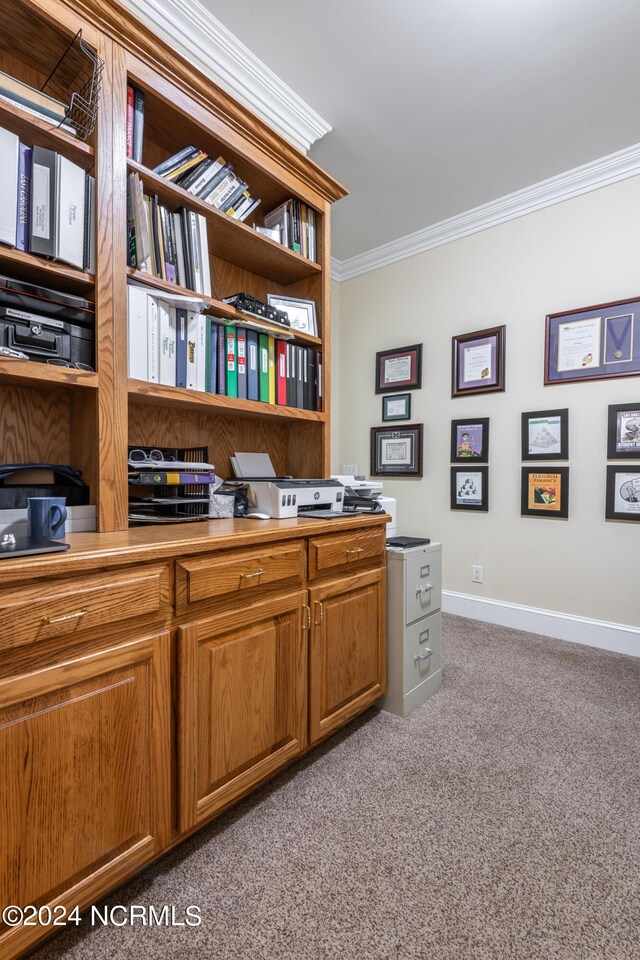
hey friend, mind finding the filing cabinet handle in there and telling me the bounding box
[415,584,433,597]
[45,610,88,624]
[346,547,365,557]
[414,648,433,664]
[240,568,265,583]
[314,601,324,625]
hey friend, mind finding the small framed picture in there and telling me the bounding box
[607,403,640,459]
[450,465,489,511]
[371,424,423,477]
[375,344,422,394]
[450,418,489,463]
[452,326,506,398]
[382,393,411,422]
[521,467,569,519]
[521,409,568,461]
[605,465,640,521]
[266,294,317,336]
[545,297,640,385]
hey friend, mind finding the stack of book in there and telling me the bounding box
[127,283,321,410]
[149,146,260,222]
[0,69,75,134]
[128,445,214,525]
[263,198,317,261]
[0,125,95,271]
[127,171,211,295]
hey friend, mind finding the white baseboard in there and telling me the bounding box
[442,590,640,659]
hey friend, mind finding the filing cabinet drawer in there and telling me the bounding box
[403,612,442,692]
[405,551,442,624]
[176,540,305,611]
[0,563,170,651]
[308,526,385,580]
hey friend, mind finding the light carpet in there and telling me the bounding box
[34,614,640,959]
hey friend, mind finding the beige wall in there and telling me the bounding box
[333,177,640,627]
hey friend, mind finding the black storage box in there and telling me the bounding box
[0,315,94,366]
[0,464,90,509]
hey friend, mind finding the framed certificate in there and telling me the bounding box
[370,424,423,477]
[375,344,422,394]
[545,298,640,384]
[452,326,505,397]
[382,393,411,421]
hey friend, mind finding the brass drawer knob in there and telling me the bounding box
[44,610,88,625]
[240,568,265,582]
[346,547,365,557]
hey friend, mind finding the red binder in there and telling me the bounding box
[276,340,287,405]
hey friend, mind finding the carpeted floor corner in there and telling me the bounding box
[34,614,640,959]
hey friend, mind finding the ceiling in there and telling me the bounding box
[201,0,640,262]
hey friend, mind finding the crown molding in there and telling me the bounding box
[119,0,331,154]
[333,142,640,282]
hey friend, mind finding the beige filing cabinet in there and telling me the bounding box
[382,542,442,717]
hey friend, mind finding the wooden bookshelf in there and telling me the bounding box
[0,0,346,534]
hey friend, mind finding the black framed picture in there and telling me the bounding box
[371,424,423,477]
[521,467,569,519]
[607,403,640,459]
[452,326,505,397]
[521,409,568,461]
[545,297,640,385]
[605,465,640,521]
[375,344,422,394]
[450,418,489,463]
[450,465,489,511]
[382,393,411,422]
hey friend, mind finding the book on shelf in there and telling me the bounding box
[126,85,134,159]
[236,326,247,399]
[132,87,144,164]
[0,69,69,122]
[127,173,211,295]
[263,198,317,261]
[16,142,31,252]
[0,126,19,247]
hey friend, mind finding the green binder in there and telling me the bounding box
[225,325,237,398]
[259,333,269,402]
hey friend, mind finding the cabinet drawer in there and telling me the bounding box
[308,526,385,580]
[0,564,169,652]
[403,612,442,692]
[176,541,305,611]
[405,551,442,624]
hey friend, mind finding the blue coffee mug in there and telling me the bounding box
[26,497,68,540]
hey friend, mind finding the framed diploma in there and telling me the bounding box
[452,326,505,397]
[545,297,640,384]
[450,465,489,511]
[450,418,489,463]
[607,403,640,459]
[370,424,423,477]
[382,393,411,421]
[375,344,422,393]
[521,467,569,519]
[605,465,640,521]
[521,409,568,461]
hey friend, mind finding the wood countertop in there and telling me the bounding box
[0,513,389,580]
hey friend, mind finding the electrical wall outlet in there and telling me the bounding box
[472,565,483,583]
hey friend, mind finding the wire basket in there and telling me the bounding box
[41,30,104,141]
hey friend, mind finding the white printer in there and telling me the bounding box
[231,452,345,519]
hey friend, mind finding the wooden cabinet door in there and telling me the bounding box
[179,590,308,831]
[308,567,386,744]
[0,632,171,959]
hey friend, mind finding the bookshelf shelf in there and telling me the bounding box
[0,357,98,389]
[0,98,95,169]
[127,268,322,346]
[127,160,322,285]
[0,247,95,292]
[128,378,327,423]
